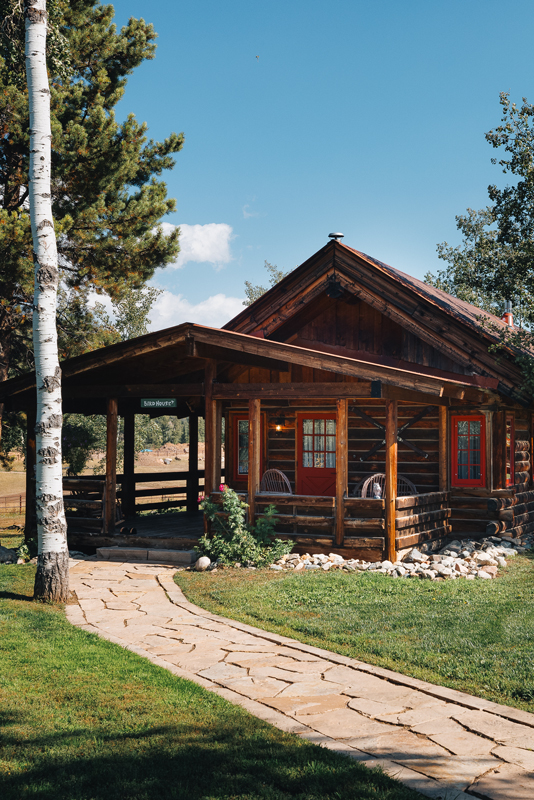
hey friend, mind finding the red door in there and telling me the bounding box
[297,414,336,496]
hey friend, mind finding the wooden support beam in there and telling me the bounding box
[213,383,373,399]
[439,406,448,491]
[248,398,261,525]
[186,413,199,513]
[335,398,348,547]
[63,383,204,399]
[122,413,135,518]
[24,405,36,542]
[214,400,222,490]
[385,399,398,563]
[203,360,217,532]
[104,397,118,534]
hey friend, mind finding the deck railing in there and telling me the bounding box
[210,489,451,559]
[63,468,225,532]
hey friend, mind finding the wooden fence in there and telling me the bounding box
[0,493,26,515]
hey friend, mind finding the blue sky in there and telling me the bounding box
[108,0,534,331]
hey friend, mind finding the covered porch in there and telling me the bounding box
[0,323,498,562]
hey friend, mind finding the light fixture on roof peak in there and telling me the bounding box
[328,232,344,241]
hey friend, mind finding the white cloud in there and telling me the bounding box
[160,222,233,269]
[148,290,244,331]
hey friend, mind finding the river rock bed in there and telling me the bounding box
[265,534,533,579]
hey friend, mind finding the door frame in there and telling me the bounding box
[296,411,337,496]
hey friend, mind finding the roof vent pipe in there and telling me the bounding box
[502,299,513,327]
[328,232,344,241]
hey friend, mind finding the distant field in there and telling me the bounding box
[0,471,26,496]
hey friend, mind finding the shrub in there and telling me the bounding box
[198,487,292,567]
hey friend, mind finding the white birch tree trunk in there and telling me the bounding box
[25,0,69,602]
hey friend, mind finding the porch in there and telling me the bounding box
[3,322,518,562]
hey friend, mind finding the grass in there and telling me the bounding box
[0,524,24,550]
[0,566,422,800]
[0,467,26,494]
[175,554,534,714]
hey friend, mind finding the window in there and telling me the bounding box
[237,419,249,477]
[302,418,336,469]
[505,415,515,487]
[231,414,264,482]
[451,415,486,487]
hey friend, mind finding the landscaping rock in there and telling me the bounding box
[194,556,211,572]
[0,545,17,564]
[231,530,534,584]
[406,548,426,563]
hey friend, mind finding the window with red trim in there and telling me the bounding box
[505,415,515,487]
[451,415,486,487]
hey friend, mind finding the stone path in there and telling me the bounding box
[66,557,534,800]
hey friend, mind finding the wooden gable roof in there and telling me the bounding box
[225,240,529,402]
[1,320,496,417]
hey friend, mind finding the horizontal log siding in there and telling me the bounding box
[395,491,451,549]
[514,413,531,492]
[267,415,296,490]
[348,403,440,494]
[487,485,534,538]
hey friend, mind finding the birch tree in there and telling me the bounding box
[25,0,68,602]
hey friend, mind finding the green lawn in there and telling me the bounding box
[176,554,534,714]
[0,566,421,800]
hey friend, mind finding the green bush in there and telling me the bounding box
[198,487,292,567]
[16,537,38,562]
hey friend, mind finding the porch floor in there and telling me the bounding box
[68,511,204,553]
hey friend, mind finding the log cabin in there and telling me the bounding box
[2,235,533,562]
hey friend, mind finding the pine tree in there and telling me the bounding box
[0,0,183,392]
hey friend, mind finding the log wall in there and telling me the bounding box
[348,402,440,494]
[395,491,451,552]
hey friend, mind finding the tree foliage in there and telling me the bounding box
[243,261,290,306]
[426,92,534,393]
[0,0,183,382]
[427,93,534,327]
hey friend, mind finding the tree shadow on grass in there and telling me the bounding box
[0,590,34,602]
[1,721,422,800]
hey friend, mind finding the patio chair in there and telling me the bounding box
[259,469,293,495]
[354,473,418,499]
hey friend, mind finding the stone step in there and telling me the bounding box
[96,546,197,565]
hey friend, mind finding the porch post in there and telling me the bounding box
[104,397,118,534]
[214,400,222,490]
[186,413,199,513]
[438,406,448,492]
[24,404,37,542]
[385,399,398,563]
[248,398,261,526]
[493,411,505,490]
[203,360,217,532]
[122,413,135,518]
[335,398,348,547]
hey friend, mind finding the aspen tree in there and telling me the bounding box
[25,0,68,601]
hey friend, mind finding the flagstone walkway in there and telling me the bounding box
[66,557,534,800]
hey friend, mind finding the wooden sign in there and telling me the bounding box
[141,398,177,409]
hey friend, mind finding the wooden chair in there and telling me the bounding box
[354,473,418,499]
[259,469,293,495]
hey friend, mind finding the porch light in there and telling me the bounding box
[275,413,286,431]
